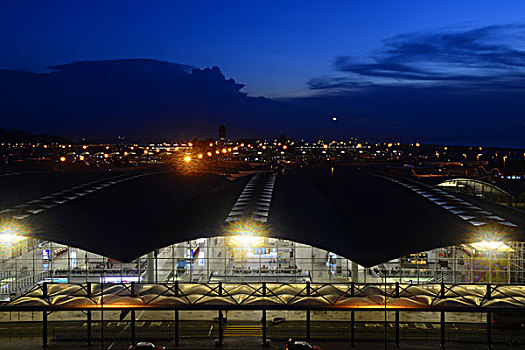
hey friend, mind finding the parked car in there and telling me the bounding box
[286,338,322,350]
[128,342,165,350]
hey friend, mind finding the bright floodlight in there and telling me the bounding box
[0,223,26,245]
[226,220,265,248]
[229,235,264,247]
[184,155,191,162]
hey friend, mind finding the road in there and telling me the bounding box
[1,319,525,349]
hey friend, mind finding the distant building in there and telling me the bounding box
[218,124,226,145]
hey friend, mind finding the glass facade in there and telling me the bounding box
[1,236,525,298]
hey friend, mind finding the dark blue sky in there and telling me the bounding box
[2,0,525,97]
[0,1,525,146]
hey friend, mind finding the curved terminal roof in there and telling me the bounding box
[1,166,523,267]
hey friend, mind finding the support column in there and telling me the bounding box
[42,311,48,348]
[87,310,92,346]
[350,310,355,348]
[131,309,136,345]
[486,312,492,350]
[218,310,224,346]
[395,311,400,348]
[395,282,400,348]
[440,311,445,349]
[154,249,159,283]
[306,281,311,342]
[172,244,175,283]
[146,252,155,283]
[262,282,267,346]
[101,283,104,349]
[262,310,267,346]
[67,246,71,283]
[306,310,311,342]
[42,282,48,348]
[218,281,224,347]
[175,310,179,346]
[175,280,180,346]
[351,261,359,282]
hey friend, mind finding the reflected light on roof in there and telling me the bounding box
[470,241,514,252]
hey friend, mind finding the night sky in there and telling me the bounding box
[1,1,525,146]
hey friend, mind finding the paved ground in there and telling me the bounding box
[2,338,525,350]
[0,309,488,323]
[1,319,525,349]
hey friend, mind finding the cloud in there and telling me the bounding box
[311,24,525,91]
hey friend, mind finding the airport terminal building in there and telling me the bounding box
[1,166,524,294]
[1,165,525,347]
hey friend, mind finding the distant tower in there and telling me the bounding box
[218,124,226,145]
